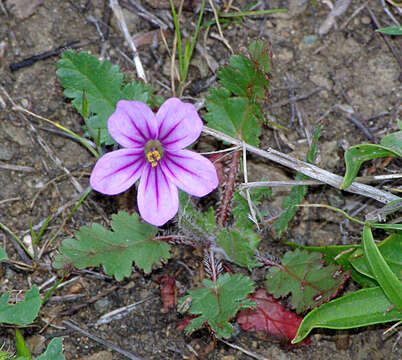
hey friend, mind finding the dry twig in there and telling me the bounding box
[202,126,400,204]
[109,0,147,82]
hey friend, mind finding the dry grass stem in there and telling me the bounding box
[202,126,400,204]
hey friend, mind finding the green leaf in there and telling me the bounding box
[205,89,260,146]
[54,212,170,280]
[220,8,287,18]
[56,51,160,145]
[232,187,272,231]
[362,226,402,310]
[120,81,158,106]
[274,126,322,236]
[35,338,65,360]
[56,50,123,145]
[0,286,41,326]
[180,273,255,338]
[217,39,272,101]
[285,242,377,287]
[273,174,308,237]
[15,328,31,359]
[205,40,274,146]
[0,248,7,261]
[265,249,348,313]
[351,232,402,281]
[376,26,402,35]
[292,286,402,343]
[180,192,218,235]
[217,228,260,269]
[340,144,401,189]
[381,130,402,156]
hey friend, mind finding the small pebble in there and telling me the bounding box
[361,16,371,25]
[93,298,111,313]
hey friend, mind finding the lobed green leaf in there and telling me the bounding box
[56,50,122,144]
[217,228,260,269]
[292,286,402,343]
[54,211,170,280]
[286,242,377,287]
[265,249,348,313]
[204,88,260,146]
[180,273,255,338]
[0,286,41,326]
[56,51,161,145]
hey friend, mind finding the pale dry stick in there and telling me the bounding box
[0,197,20,205]
[62,320,146,360]
[207,0,234,54]
[202,126,400,204]
[42,276,81,293]
[0,161,35,172]
[200,145,241,155]
[241,173,402,189]
[109,0,147,82]
[380,0,400,26]
[219,339,272,360]
[38,275,57,291]
[123,0,168,29]
[242,141,260,229]
[95,296,154,326]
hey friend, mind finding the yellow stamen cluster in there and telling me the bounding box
[146,150,161,167]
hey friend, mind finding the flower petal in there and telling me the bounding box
[108,100,158,148]
[137,165,179,226]
[90,149,145,195]
[161,149,218,197]
[156,98,203,150]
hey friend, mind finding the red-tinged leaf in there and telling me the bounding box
[159,275,177,312]
[236,289,310,346]
[176,316,197,332]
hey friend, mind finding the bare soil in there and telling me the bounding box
[0,0,401,359]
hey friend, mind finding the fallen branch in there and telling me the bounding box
[202,126,400,204]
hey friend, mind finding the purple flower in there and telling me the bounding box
[90,98,219,226]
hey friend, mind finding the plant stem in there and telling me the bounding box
[217,150,241,226]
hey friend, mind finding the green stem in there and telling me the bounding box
[0,221,33,259]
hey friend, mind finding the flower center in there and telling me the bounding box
[144,140,164,168]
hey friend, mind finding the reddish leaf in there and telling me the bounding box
[159,275,177,312]
[176,316,197,332]
[237,289,310,346]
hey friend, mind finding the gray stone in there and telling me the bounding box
[93,298,111,313]
[0,145,14,160]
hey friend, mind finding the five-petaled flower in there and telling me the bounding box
[90,98,219,226]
